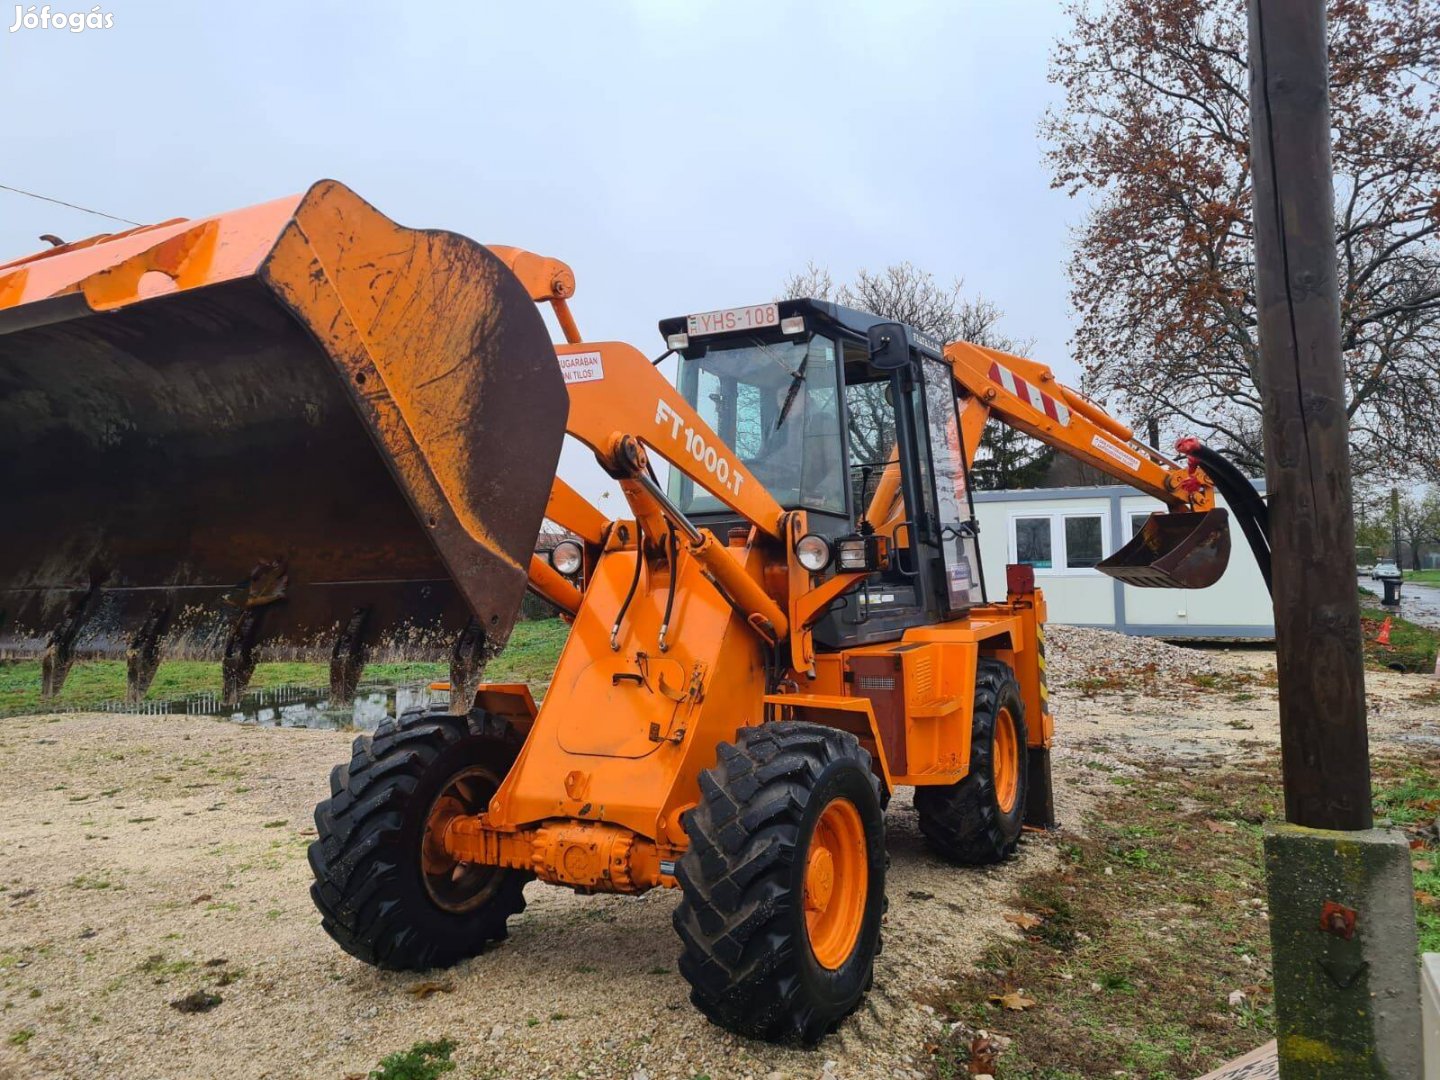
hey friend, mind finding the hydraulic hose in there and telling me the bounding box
[610,520,645,651]
[1177,438,1273,594]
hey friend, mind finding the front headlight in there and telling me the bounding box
[549,539,584,576]
[795,533,832,572]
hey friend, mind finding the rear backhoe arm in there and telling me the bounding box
[946,341,1214,512]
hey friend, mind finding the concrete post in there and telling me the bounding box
[1265,827,1422,1077]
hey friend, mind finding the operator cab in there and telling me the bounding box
[659,299,985,649]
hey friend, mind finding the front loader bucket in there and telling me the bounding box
[1096,508,1231,590]
[0,180,567,706]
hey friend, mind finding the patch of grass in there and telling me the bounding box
[930,762,1282,1079]
[0,619,569,717]
[368,1038,457,1080]
[1070,673,1134,696]
[1402,568,1440,585]
[1372,760,1440,953]
[482,618,570,690]
[138,953,195,978]
[1184,670,1264,693]
[1360,604,1439,673]
[70,874,115,891]
[930,753,1440,1079]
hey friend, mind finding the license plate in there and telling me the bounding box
[686,303,779,337]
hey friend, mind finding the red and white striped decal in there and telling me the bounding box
[988,362,1072,426]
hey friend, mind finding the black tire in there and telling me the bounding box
[308,705,531,970]
[914,658,1028,865]
[674,722,886,1045]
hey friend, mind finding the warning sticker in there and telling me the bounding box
[559,351,605,384]
[1090,433,1140,472]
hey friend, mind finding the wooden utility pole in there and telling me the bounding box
[1247,9,1420,1074]
[1246,0,1371,831]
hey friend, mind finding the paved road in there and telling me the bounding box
[1361,572,1440,630]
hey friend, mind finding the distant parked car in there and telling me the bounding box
[1372,559,1401,580]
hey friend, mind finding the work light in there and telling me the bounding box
[549,540,584,576]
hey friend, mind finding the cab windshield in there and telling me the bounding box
[669,334,846,516]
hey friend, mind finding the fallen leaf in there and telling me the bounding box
[1415,859,1434,873]
[189,893,212,905]
[1227,988,1247,1009]
[1416,891,1437,908]
[1003,911,1044,931]
[988,991,1037,1012]
[1203,820,1237,834]
[1411,838,1427,851]
[968,1033,1000,1074]
[405,980,455,999]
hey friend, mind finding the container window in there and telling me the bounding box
[1014,517,1053,569]
[1065,515,1104,568]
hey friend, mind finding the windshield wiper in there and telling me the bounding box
[773,351,809,431]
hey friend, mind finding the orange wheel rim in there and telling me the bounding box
[803,798,868,970]
[993,706,1020,814]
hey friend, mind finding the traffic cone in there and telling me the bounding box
[1376,616,1392,646]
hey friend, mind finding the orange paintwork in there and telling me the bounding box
[944,340,1213,511]
[557,341,788,538]
[993,706,1020,814]
[0,195,302,312]
[804,798,868,969]
[527,554,583,616]
[420,247,1211,896]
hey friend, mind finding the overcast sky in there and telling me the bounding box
[2,0,1081,503]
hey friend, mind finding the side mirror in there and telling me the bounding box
[867,322,913,371]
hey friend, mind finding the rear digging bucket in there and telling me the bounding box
[1096,508,1231,589]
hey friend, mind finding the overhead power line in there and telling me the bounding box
[0,182,142,227]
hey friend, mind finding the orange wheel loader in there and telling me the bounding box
[0,182,1238,1044]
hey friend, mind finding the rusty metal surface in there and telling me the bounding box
[0,181,567,703]
[1097,508,1232,590]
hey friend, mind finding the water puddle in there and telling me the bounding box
[87,682,449,732]
[1363,573,1440,630]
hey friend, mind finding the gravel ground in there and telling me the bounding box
[1044,624,1225,687]
[0,629,1432,1080]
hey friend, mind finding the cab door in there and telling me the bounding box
[917,357,984,613]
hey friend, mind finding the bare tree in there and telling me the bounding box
[781,262,1052,488]
[1046,0,1440,480]
[1395,487,1440,569]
